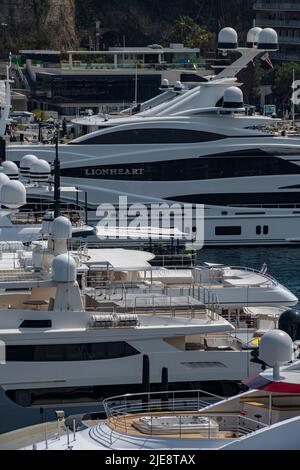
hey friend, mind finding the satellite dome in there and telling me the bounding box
[52,254,77,283]
[247,27,262,47]
[161,79,170,89]
[279,309,300,342]
[20,155,38,177]
[223,86,244,109]
[0,180,26,209]
[30,159,51,183]
[218,27,238,50]
[258,28,278,50]
[259,329,293,367]
[0,173,10,189]
[1,161,19,180]
[51,216,72,240]
[174,81,184,92]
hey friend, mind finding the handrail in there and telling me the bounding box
[103,388,225,417]
[194,265,278,287]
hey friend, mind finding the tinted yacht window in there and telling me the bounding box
[6,342,140,362]
[75,128,225,145]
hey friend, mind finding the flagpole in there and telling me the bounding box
[292,68,295,128]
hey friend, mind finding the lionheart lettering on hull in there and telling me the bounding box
[85,168,145,177]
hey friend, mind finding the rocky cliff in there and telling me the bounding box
[0,0,254,53]
[0,0,77,52]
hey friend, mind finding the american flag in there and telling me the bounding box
[261,52,274,69]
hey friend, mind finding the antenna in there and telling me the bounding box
[53,125,61,218]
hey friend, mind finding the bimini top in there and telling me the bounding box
[80,248,155,271]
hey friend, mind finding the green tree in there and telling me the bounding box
[170,15,214,54]
[272,62,300,105]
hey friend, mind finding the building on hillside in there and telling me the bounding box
[253,1,300,62]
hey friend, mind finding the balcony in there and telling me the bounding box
[272,51,300,61]
[254,2,300,11]
[279,35,300,44]
[256,18,300,28]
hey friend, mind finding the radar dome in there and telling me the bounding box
[30,159,51,183]
[218,27,238,50]
[258,28,278,50]
[174,81,184,92]
[259,329,293,367]
[1,161,19,180]
[247,27,262,47]
[51,216,72,240]
[0,180,26,209]
[0,173,10,189]
[20,155,38,177]
[223,86,244,109]
[279,309,300,342]
[160,79,169,89]
[52,254,77,283]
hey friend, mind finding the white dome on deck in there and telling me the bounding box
[1,161,19,180]
[258,28,278,50]
[161,79,169,89]
[0,173,10,189]
[20,154,38,177]
[247,27,262,47]
[30,159,51,182]
[51,216,72,240]
[259,329,293,367]
[223,86,244,110]
[218,27,238,50]
[52,254,77,283]
[0,180,26,209]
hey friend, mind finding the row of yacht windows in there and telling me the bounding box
[6,342,140,362]
[76,128,225,145]
[215,226,269,236]
[64,156,300,181]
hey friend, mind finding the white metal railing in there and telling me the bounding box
[193,265,278,288]
[102,389,267,440]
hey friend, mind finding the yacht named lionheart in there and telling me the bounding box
[4,27,300,246]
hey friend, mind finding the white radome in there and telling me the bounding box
[0,180,26,209]
[30,159,51,182]
[223,86,244,109]
[51,216,72,240]
[247,27,263,47]
[1,161,19,179]
[218,27,238,49]
[258,28,278,49]
[0,173,10,189]
[20,154,38,176]
[259,329,293,367]
[52,254,77,283]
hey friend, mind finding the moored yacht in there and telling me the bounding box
[5,329,300,450]
[0,215,297,415]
